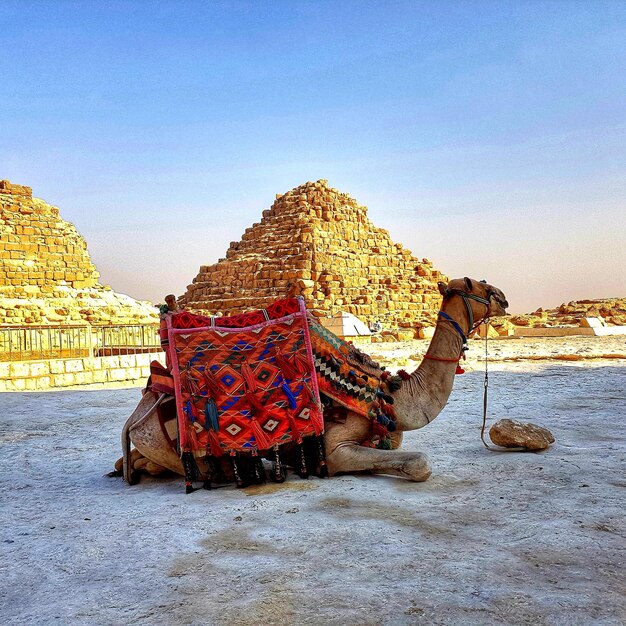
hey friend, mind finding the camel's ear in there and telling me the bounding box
[464,277,473,291]
[437,281,449,296]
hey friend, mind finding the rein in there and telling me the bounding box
[423,287,524,452]
[480,324,525,453]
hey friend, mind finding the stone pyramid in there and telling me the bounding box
[0,180,157,325]
[183,180,447,337]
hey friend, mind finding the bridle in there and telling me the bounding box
[445,288,493,336]
[424,288,494,363]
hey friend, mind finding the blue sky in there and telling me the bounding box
[2,1,625,312]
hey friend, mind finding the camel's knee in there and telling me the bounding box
[403,453,431,482]
[325,445,349,476]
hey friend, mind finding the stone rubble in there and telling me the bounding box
[182,179,447,337]
[505,298,626,328]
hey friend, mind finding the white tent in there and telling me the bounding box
[321,311,372,340]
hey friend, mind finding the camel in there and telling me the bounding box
[118,277,508,485]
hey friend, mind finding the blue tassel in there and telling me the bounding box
[184,399,196,423]
[281,380,298,410]
[204,398,219,432]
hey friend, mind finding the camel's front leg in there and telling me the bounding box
[326,443,431,481]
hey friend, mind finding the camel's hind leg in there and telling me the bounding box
[326,442,431,481]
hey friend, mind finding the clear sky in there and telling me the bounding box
[2,1,625,313]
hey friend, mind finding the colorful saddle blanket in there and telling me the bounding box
[166,298,387,459]
[167,298,324,457]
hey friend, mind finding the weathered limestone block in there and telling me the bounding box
[489,419,555,450]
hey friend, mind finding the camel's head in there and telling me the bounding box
[438,277,509,318]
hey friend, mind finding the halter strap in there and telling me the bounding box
[438,311,467,343]
[447,289,491,333]
[425,289,492,363]
[450,291,491,306]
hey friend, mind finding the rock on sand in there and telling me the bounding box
[489,418,555,450]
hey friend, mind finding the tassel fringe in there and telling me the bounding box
[287,410,302,443]
[296,443,309,479]
[253,457,266,485]
[181,451,199,481]
[280,380,298,409]
[181,367,201,396]
[271,446,286,483]
[208,431,223,457]
[245,391,269,420]
[387,375,403,392]
[240,359,257,392]
[202,367,222,396]
[273,348,300,380]
[250,416,271,450]
[204,398,220,431]
[231,454,245,488]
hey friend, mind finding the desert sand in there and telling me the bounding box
[0,336,625,625]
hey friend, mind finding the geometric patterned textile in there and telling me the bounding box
[148,360,175,395]
[307,317,382,418]
[167,298,323,457]
[170,298,301,330]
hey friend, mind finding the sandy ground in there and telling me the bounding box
[366,333,626,372]
[0,337,625,626]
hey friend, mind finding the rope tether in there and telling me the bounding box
[480,319,525,452]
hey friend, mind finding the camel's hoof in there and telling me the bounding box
[106,470,123,478]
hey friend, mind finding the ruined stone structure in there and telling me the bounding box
[509,298,626,328]
[183,180,447,337]
[0,180,157,325]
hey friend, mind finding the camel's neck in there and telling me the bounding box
[392,303,469,431]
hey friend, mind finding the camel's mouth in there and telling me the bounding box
[490,292,509,312]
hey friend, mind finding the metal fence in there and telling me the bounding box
[0,324,162,362]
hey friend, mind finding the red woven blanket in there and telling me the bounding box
[167,298,323,456]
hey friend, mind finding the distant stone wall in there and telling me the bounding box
[0,351,164,392]
[183,180,447,336]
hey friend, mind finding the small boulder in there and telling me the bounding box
[489,419,555,450]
